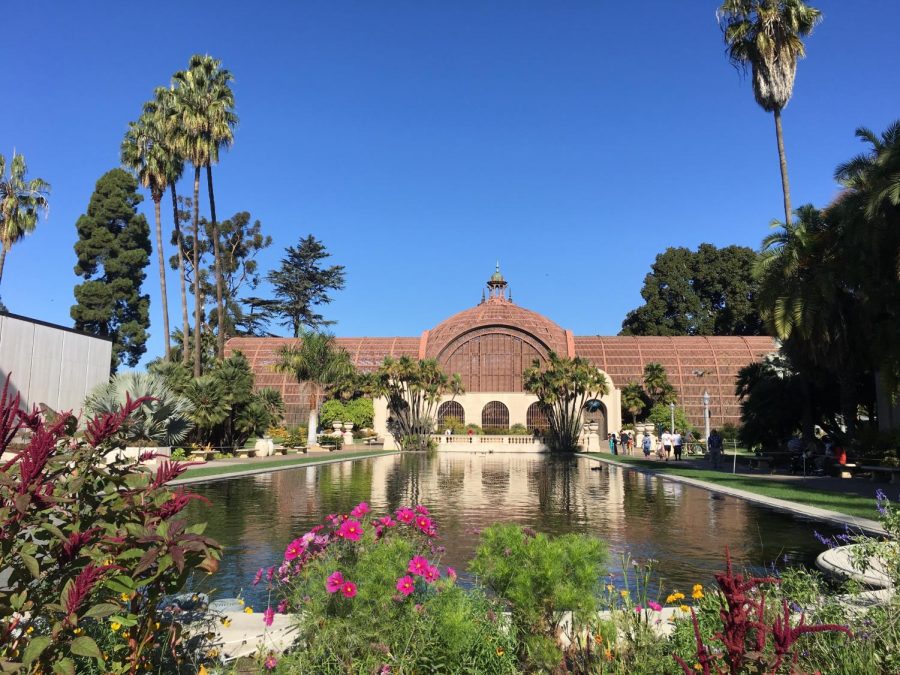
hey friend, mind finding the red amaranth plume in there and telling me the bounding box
[84,393,153,447]
[0,373,23,454]
[15,414,72,497]
[770,600,851,671]
[149,459,194,489]
[673,608,715,675]
[158,490,208,519]
[59,528,99,564]
[64,564,118,620]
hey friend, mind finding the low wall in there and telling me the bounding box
[433,435,548,453]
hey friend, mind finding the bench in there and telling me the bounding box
[363,437,383,446]
[861,465,900,484]
[833,463,859,479]
[189,449,215,462]
[234,447,257,459]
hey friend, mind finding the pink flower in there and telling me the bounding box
[423,565,440,583]
[647,601,662,612]
[415,515,433,533]
[266,566,275,581]
[635,605,643,613]
[396,575,415,596]
[341,581,358,598]
[408,555,430,576]
[350,501,370,518]
[415,504,430,515]
[447,567,457,582]
[264,654,278,670]
[284,538,305,561]
[378,516,396,528]
[337,519,364,541]
[263,606,274,626]
[326,571,344,593]
[277,599,288,614]
[252,568,263,586]
[395,507,415,524]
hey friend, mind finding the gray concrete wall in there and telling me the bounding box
[0,314,112,413]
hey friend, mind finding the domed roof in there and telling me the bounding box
[424,297,570,359]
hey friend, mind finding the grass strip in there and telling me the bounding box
[584,452,880,521]
[178,451,395,480]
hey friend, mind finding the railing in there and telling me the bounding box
[433,435,543,446]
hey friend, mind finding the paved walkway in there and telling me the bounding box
[581,453,887,535]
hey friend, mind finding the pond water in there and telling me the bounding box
[184,453,839,608]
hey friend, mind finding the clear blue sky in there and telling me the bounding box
[3,1,898,364]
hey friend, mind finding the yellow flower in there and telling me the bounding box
[692,589,704,600]
[110,621,121,631]
[694,664,703,672]
[619,590,629,598]
[606,584,614,592]
[692,583,703,593]
[237,598,245,606]
[679,605,691,613]
[198,667,209,675]
[666,591,686,603]
[155,622,160,630]
[496,647,504,657]
[26,626,33,634]
[243,607,253,614]
[73,627,83,635]
[207,648,219,659]
[121,592,131,602]
[221,617,232,627]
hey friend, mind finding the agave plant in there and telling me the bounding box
[84,371,194,446]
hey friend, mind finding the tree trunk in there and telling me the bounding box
[838,373,858,442]
[307,387,320,448]
[153,196,171,362]
[773,107,792,226]
[171,185,190,366]
[206,165,226,361]
[192,165,202,377]
[0,247,7,287]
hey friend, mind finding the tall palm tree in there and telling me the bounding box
[0,152,50,286]
[642,362,675,406]
[171,54,238,371]
[121,110,177,361]
[149,86,191,366]
[621,381,645,426]
[274,330,357,448]
[719,0,822,226]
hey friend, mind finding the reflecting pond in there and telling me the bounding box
[184,453,839,607]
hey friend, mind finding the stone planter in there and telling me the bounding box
[332,421,343,432]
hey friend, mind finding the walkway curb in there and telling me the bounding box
[577,453,885,536]
[170,451,399,487]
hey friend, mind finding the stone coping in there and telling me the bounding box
[578,453,885,536]
[815,544,893,588]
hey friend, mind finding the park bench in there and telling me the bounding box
[234,447,257,459]
[189,448,216,462]
[363,437,383,447]
[861,465,900,484]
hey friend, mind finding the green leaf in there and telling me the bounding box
[116,548,146,560]
[40,523,67,541]
[70,636,102,659]
[109,614,138,627]
[82,603,119,619]
[22,636,52,665]
[52,658,76,675]
[20,553,39,579]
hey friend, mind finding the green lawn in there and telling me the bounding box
[176,450,395,481]
[584,452,881,521]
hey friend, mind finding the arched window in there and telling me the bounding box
[481,401,510,432]
[584,399,608,439]
[437,401,465,429]
[526,402,550,433]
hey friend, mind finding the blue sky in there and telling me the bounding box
[2,1,899,363]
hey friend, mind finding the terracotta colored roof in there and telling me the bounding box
[574,336,777,427]
[423,297,569,359]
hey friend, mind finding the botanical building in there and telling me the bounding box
[226,268,775,444]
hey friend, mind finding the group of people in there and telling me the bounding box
[607,428,727,468]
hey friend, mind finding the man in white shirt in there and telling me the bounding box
[661,429,672,461]
[673,430,683,461]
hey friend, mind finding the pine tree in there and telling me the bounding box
[71,169,151,371]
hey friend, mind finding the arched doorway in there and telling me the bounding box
[481,401,510,432]
[437,401,465,430]
[584,399,607,439]
[526,401,550,435]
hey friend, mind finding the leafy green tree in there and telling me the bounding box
[71,169,151,371]
[718,0,822,226]
[183,375,230,443]
[523,352,609,452]
[642,363,677,406]
[171,54,238,371]
[249,235,345,336]
[621,244,763,336]
[365,357,463,451]
[620,381,647,425]
[647,403,691,435]
[319,398,375,429]
[275,331,358,447]
[0,151,49,286]
[735,354,804,450]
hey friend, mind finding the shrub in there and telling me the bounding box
[268,504,518,673]
[319,397,374,430]
[647,403,691,434]
[0,377,220,672]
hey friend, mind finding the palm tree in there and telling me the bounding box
[274,330,357,448]
[718,0,822,226]
[0,152,50,286]
[642,362,675,406]
[171,55,238,370]
[121,109,177,361]
[621,381,646,426]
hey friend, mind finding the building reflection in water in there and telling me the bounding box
[186,453,837,607]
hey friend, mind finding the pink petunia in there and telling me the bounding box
[396,575,415,596]
[395,507,415,524]
[263,606,274,626]
[326,570,344,593]
[647,601,662,612]
[284,539,305,561]
[337,519,364,541]
[423,565,440,583]
[415,504,430,515]
[341,581,357,598]
[350,501,370,518]
[415,515,433,533]
[408,555,430,576]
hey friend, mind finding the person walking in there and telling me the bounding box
[642,431,652,458]
[673,429,684,461]
[708,429,723,469]
[620,430,630,456]
[609,433,618,455]
[661,429,672,461]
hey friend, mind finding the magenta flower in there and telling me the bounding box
[447,567,457,582]
[337,519,364,541]
[277,599,288,614]
[266,566,275,581]
[396,507,415,524]
[415,515,433,532]
[396,575,415,596]
[378,516,396,528]
[408,555,430,576]
[341,581,358,598]
[423,565,440,583]
[647,601,662,612]
[284,538,305,561]
[415,504,430,515]
[264,654,278,670]
[351,501,370,518]
[326,571,345,593]
[252,568,264,586]
[263,606,275,626]
[635,605,643,613]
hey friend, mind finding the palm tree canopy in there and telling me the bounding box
[121,111,173,202]
[0,152,50,251]
[274,330,357,396]
[719,0,822,112]
[170,54,238,169]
